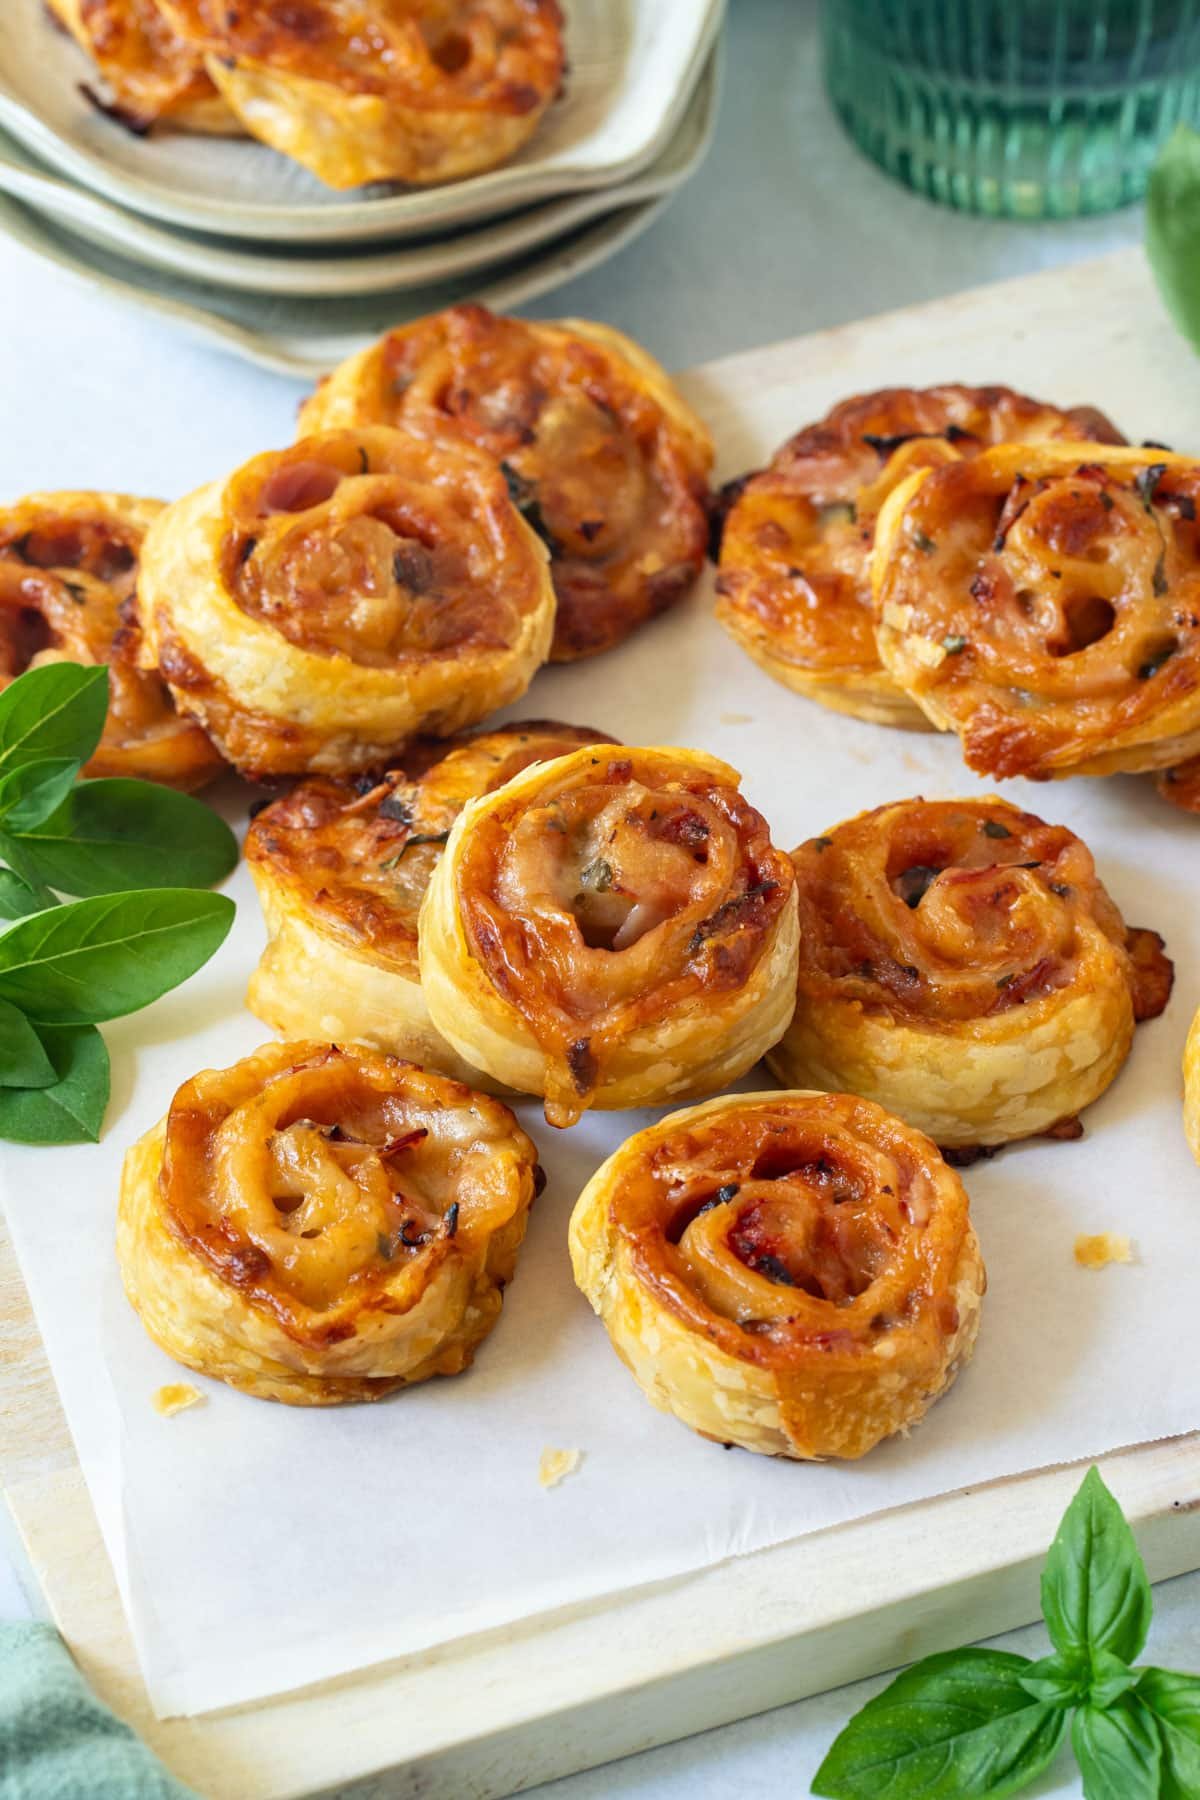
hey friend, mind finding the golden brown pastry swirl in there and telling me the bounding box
[873,445,1200,778]
[769,797,1172,1149]
[117,1041,541,1404]
[47,0,239,133]
[569,1090,984,1460]
[714,385,1123,729]
[419,744,799,1126]
[155,0,565,187]
[0,491,223,790]
[137,427,556,779]
[299,306,714,661]
[246,719,615,1079]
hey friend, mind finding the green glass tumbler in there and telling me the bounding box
[823,0,1200,217]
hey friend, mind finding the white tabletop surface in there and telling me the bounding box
[1,1,1196,1796]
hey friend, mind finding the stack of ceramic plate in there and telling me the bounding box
[0,1,723,375]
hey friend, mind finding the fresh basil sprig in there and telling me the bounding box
[0,1024,110,1146]
[814,1468,1200,1799]
[0,661,239,1143]
[0,664,237,905]
[0,662,109,773]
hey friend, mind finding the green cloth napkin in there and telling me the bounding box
[0,1623,199,1799]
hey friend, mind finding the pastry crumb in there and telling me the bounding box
[1074,1233,1134,1270]
[539,1447,582,1489]
[908,634,949,669]
[153,1383,204,1417]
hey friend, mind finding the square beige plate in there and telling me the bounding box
[3,247,1200,1800]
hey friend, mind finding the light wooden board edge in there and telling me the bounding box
[5,244,1200,1798]
[8,1437,1200,1800]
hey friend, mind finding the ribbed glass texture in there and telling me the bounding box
[823,0,1200,216]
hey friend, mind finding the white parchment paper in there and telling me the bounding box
[6,266,1200,1717]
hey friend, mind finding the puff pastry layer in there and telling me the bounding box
[768,797,1172,1149]
[1184,1006,1200,1164]
[137,427,556,779]
[420,744,799,1126]
[117,1041,541,1404]
[873,445,1200,778]
[47,0,239,133]
[246,719,614,1082]
[155,0,565,188]
[714,385,1123,729]
[0,491,223,790]
[569,1090,984,1460]
[298,305,714,661]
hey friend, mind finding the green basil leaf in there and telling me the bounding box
[0,868,57,921]
[1147,124,1200,356]
[1017,1651,1088,1706]
[1089,1648,1138,1710]
[0,1024,109,1144]
[0,664,108,774]
[0,998,56,1088]
[0,888,235,1024]
[0,758,80,832]
[811,1649,1067,1800]
[1041,1468,1152,1666]
[9,778,238,896]
[1138,1667,1200,1800]
[1072,1698,1160,1800]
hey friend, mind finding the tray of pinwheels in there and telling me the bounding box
[4,250,1200,1787]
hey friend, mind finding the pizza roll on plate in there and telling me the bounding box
[155,0,565,187]
[47,0,240,133]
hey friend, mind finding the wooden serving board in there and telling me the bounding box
[5,246,1200,1799]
